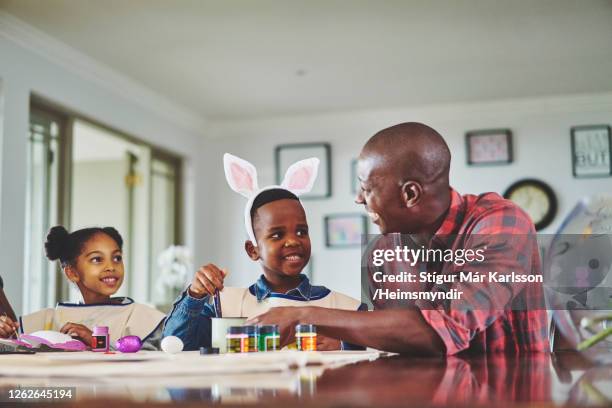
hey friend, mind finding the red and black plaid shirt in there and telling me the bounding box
[369,189,550,355]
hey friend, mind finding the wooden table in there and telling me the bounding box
[0,351,609,407]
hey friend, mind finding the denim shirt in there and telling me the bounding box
[162,274,366,350]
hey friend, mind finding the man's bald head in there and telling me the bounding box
[356,122,452,236]
[362,122,451,185]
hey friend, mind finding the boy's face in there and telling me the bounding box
[66,232,125,300]
[247,199,311,278]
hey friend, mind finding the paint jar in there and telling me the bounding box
[258,325,280,351]
[226,326,247,353]
[295,324,317,351]
[242,325,258,352]
[212,317,247,353]
[91,326,109,352]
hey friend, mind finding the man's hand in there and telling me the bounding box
[317,335,342,351]
[60,322,93,347]
[247,306,306,347]
[0,315,19,338]
[249,307,445,355]
[188,264,227,299]
[247,307,341,350]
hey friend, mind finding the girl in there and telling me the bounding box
[20,226,165,350]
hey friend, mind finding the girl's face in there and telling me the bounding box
[66,232,124,303]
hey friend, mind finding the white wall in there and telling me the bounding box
[0,32,213,315]
[208,94,612,299]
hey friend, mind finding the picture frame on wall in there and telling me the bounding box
[324,213,368,248]
[275,143,331,199]
[571,125,612,178]
[465,129,513,165]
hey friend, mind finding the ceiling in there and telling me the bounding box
[1,0,612,120]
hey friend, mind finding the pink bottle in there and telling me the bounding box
[91,326,109,352]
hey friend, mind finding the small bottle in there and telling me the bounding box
[226,326,247,353]
[91,326,110,352]
[242,325,258,352]
[295,324,317,351]
[258,325,280,351]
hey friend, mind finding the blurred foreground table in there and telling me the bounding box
[0,350,610,407]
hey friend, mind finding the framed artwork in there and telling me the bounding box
[324,214,368,248]
[275,143,331,199]
[466,129,513,165]
[571,125,612,178]
[350,158,359,195]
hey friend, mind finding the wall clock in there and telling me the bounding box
[503,179,557,231]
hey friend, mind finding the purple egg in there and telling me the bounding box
[115,335,142,353]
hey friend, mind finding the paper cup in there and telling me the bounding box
[211,317,247,353]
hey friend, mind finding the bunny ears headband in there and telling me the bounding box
[224,153,319,246]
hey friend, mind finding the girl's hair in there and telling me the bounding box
[45,226,123,267]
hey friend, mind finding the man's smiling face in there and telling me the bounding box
[355,153,408,234]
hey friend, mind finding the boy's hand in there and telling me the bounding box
[188,264,227,299]
[60,322,93,347]
[0,315,19,338]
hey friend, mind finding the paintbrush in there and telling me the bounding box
[212,268,229,318]
[213,290,222,318]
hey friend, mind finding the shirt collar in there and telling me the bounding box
[433,188,466,238]
[58,297,134,307]
[252,274,312,301]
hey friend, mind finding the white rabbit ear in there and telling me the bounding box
[224,153,259,198]
[281,157,320,196]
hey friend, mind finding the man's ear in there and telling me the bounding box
[245,240,260,261]
[400,181,423,208]
[63,265,80,283]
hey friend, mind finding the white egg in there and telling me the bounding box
[161,336,184,354]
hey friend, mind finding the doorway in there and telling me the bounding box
[25,99,182,311]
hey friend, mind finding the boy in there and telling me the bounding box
[163,154,365,350]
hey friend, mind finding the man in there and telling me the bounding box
[248,122,549,355]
